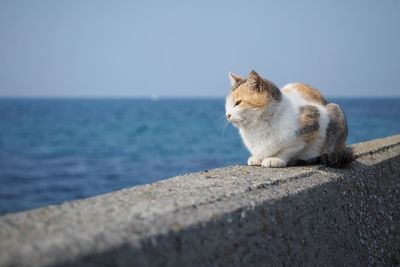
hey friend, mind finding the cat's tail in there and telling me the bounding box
[292,147,354,168]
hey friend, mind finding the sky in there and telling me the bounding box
[0,0,399,98]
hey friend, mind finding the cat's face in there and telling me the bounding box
[225,71,277,128]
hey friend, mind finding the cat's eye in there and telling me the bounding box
[234,100,242,107]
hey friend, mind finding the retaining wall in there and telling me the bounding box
[1,135,400,266]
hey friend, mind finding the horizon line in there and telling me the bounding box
[0,95,399,99]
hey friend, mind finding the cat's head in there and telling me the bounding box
[225,70,281,128]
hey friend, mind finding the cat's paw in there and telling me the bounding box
[247,156,262,166]
[262,157,287,168]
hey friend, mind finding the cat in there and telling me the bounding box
[225,70,353,168]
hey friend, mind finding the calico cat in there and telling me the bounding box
[225,70,353,168]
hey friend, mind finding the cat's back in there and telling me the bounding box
[281,82,349,155]
[282,83,327,106]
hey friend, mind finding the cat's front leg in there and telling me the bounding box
[261,157,287,168]
[247,156,262,166]
[261,143,305,168]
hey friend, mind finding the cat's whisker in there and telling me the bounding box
[221,121,230,138]
[217,118,229,130]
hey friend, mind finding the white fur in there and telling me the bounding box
[226,84,330,168]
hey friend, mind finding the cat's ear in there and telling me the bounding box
[247,70,264,92]
[229,72,244,86]
[248,70,282,101]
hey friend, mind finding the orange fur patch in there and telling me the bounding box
[298,105,320,143]
[283,83,327,105]
[231,82,269,108]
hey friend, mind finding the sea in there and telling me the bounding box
[1,98,399,215]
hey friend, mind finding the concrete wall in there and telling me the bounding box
[0,135,399,267]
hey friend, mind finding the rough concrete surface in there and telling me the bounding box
[0,135,399,267]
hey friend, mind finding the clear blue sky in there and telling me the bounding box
[1,0,399,97]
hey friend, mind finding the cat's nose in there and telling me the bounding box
[226,114,232,119]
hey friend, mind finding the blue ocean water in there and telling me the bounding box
[0,98,399,215]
